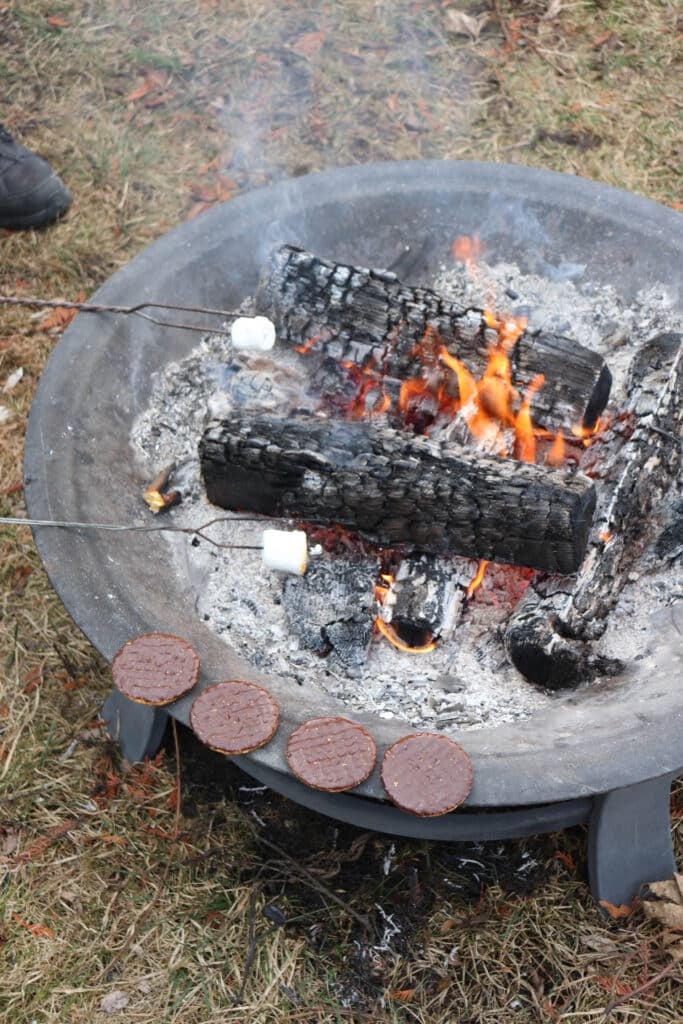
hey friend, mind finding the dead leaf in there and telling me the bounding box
[144,91,175,108]
[186,201,212,221]
[554,850,576,871]
[592,30,619,49]
[36,291,85,333]
[391,988,416,1001]
[0,406,10,424]
[22,666,43,694]
[595,974,633,996]
[580,932,620,956]
[100,991,130,1014]
[292,30,325,57]
[445,9,489,41]
[1,832,19,856]
[599,899,634,919]
[98,834,128,846]
[126,70,169,103]
[2,367,23,392]
[642,874,683,959]
[541,0,563,20]
[15,818,77,864]
[45,14,70,27]
[11,914,55,939]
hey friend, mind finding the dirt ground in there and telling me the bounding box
[1,2,681,1022]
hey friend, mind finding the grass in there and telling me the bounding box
[1,0,682,1021]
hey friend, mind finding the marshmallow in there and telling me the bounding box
[262,529,308,575]
[231,315,276,352]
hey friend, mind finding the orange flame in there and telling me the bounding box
[546,431,566,467]
[374,616,437,654]
[450,233,482,274]
[465,559,488,599]
[374,572,393,604]
[513,374,545,464]
[571,417,603,447]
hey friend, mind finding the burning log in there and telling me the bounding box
[199,411,596,574]
[255,244,612,432]
[379,554,474,647]
[505,332,683,689]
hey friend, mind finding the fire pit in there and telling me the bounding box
[24,161,682,905]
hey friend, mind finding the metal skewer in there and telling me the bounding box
[0,295,243,336]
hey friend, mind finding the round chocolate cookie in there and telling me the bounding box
[286,717,377,792]
[380,732,473,817]
[112,632,200,706]
[190,680,279,755]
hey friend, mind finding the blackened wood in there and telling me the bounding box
[256,245,612,431]
[380,554,474,646]
[282,557,377,676]
[199,412,596,574]
[505,332,683,689]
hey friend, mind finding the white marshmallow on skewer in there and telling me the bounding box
[262,529,308,576]
[231,315,276,352]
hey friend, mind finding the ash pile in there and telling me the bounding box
[132,243,682,732]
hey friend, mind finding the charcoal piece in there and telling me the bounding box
[380,554,473,646]
[200,411,597,574]
[655,499,683,562]
[505,332,683,689]
[255,244,612,431]
[282,557,377,675]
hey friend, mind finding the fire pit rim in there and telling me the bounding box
[24,159,683,809]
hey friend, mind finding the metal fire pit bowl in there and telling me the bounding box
[24,162,682,904]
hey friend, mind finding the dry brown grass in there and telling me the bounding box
[1,1,682,1021]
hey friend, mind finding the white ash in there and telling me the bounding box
[131,263,681,732]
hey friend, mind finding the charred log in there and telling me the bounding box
[379,554,475,646]
[505,332,683,689]
[255,244,612,432]
[282,556,377,676]
[199,411,596,574]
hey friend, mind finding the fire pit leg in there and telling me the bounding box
[588,772,678,908]
[100,688,168,763]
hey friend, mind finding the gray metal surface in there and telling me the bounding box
[24,161,683,811]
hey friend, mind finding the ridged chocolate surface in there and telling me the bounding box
[286,716,377,792]
[112,632,199,705]
[190,680,279,754]
[380,733,473,816]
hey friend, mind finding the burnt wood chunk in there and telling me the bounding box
[505,332,683,689]
[282,556,377,675]
[380,554,474,646]
[255,244,612,431]
[199,412,596,574]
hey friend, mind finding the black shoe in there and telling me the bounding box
[0,124,71,229]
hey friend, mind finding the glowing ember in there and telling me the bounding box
[294,332,324,355]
